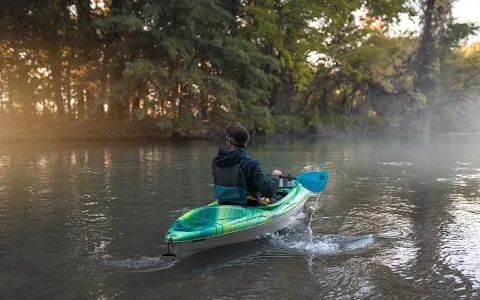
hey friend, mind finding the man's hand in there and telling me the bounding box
[272,169,282,176]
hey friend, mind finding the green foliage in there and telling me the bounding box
[307,112,397,133]
[0,0,479,138]
[313,113,353,131]
[272,115,308,134]
[254,115,307,135]
[409,91,428,108]
[255,118,276,136]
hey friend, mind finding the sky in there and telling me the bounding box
[453,0,480,25]
[394,0,480,43]
[453,0,480,43]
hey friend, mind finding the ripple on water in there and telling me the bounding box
[377,161,413,167]
[168,207,192,218]
[3,138,480,299]
[441,196,480,289]
[104,256,179,272]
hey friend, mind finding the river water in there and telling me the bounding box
[1,134,479,299]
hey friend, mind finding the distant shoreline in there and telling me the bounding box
[0,119,477,143]
[0,119,338,142]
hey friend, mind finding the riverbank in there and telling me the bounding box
[0,118,345,142]
[0,117,475,142]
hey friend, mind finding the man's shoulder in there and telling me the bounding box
[243,155,260,167]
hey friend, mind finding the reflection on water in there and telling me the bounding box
[1,136,480,299]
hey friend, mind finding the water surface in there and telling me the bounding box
[1,135,480,299]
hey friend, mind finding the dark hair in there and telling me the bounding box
[225,125,249,148]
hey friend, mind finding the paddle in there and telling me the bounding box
[280,171,329,193]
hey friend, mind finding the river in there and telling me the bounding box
[1,134,479,299]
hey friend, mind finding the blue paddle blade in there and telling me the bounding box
[296,171,329,192]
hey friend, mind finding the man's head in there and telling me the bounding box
[225,125,249,148]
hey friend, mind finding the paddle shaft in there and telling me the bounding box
[280,174,296,180]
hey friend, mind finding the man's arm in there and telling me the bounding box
[249,162,280,198]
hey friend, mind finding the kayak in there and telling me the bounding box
[164,181,311,258]
[163,173,328,258]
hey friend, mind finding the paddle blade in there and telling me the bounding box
[296,171,329,192]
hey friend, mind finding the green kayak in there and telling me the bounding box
[164,181,313,258]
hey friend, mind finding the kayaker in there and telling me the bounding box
[212,125,282,206]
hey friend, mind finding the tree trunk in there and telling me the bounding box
[107,0,128,120]
[86,87,95,118]
[415,0,436,90]
[106,51,128,120]
[131,88,141,119]
[51,48,65,115]
[0,81,4,112]
[65,60,73,116]
[108,92,127,120]
[318,93,329,114]
[177,97,184,120]
[7,72,17,114]
[199,89,208,121]
[98,62,108,119]
[132,94,140,111]
[77,84,85,119]
[132,83,144,112]
[269,83,279,112]
[341,89,348,112]
[18,66,34,116]
[170,83,178,118]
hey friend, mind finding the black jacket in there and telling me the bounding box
[212,147,280,198]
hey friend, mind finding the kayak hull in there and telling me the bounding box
[166,198,307,258]
[164,183,312,258]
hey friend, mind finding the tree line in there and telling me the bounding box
[0,0,479,137]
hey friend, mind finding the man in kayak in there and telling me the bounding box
[212,124,282,206]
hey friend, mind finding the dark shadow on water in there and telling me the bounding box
[101,239,269,273]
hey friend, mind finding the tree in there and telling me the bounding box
[0,0,478,138]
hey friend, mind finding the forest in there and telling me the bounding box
[0,0,479,140]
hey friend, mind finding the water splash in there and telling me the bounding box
[266,231,375,256]
[266,194,375,256]
[297,194,322,248]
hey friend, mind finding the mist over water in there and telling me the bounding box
[1,135,480,299]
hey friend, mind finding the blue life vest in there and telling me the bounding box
[213,156,249,205]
